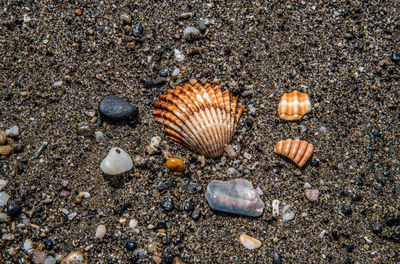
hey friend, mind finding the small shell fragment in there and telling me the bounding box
[274,139,314,167]
[100,147,133,175]
[239,234,262,250]
[153,83,244,158]
[278,91,311,120]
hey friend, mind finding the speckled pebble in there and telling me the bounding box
[305,189,320,201]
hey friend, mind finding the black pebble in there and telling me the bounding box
[182,182,203,194]
[155,220,167,230]
[191,208,201,220]
[272,252,282,264]
[310,158,320,167]
[43,239,54,250]
[4,92,13,101]
[341,205,352,215]
[141,78,154,88]
[371,223,383,234]
[392,52,400,62]
[126,240,137,251]
[346,244,354,252]
[17,163,24,174]
[161,197,174,212]
[98,95,138,123]
[162,236,171,245]
[184,200,194,212]
[7,200,22,217]
[157,178,174,191]
[132,23,143,37]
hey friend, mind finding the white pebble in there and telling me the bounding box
[256,187,263,196]
[95,224,106,239]
[243,152,252,160]
[171,68,180,76]
[150,136,161,148]
[239,234,262,250]
[227,167,239,176]
[248,104,256,115]
[78,192,91,199]
[303,182,311,189]
[52,80,63,87]
[23,239,32,252]
[0,179,8,191]
[272,199,280,217]
[282,205,295,221]
[319,230,327,238]
[94,131,104,140]
[100,147,133,175]
[174,49,185,62]
[305,189,320,202]
[0,192,9,207]
[44,256,56,264]
[68,212,77,221]
[224,145,237,159]
[5,126,19,137]
[129,219,138,229]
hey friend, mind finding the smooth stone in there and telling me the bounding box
[305,189,320,201]
[174,49,185,62]
[272,199,280,217]
[0,179,8,191]
[205,179,264,217]
[0,192,9,207]
[5,125,19,137]
[61,251,86,264]
[44,256,56,264]
[100,147,133,175]
[0,145,13,155]
[199,19,207,32]
[171,68,180,76]
[95,224,106,239]
[239,234,262,250]
[0,130,6,145]
[282,205,295,221]
[98,95,138,122]
[166,158,184,173]
[183,27,200,40]
[30,250,47,264]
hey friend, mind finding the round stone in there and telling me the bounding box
[95,224,106,239]
[371,223,382,234]
[126,240,137,251]
[341,205,352,215]
[166,158,184,173]
[7,200,21,217]
[305,189,320,202]
[183,27,200,40]
[98,95,138,123]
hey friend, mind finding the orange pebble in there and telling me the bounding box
[166,158,184,173]
[74,9,82,16]
[0,145,12,155]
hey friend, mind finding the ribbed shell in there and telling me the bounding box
[278,91,311,121]
[153,83,244,158]
[274,139,314,167]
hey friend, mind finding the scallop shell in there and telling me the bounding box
[274,139,313,167]
[153,83,244,158]
[278,91,311,120]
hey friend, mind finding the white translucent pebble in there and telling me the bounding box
[319,230,327,238]
[100,148,133,175]
[150,136,161,148]
[0,179,8,191]
[129,219,138,229]
[94,131,104,140]
[0,192,9,207]
[303,182,311,189]
[171,68,180,76]
[272,199,280,217]
[95,224,106,239]
[44,256,56,264]
[174,49,185,62]
[78,192,91,199]
[240,234,262,250]
[256,186,263,196]
[52,80,63,87]
[282,205,295,221]
[23,239,32,252]
[5,126,19,137]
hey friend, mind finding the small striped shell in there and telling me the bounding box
[274,139,314,167]
[153,82,244,158]
[278,91,311,120]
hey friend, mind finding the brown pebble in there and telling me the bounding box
[0,145,13,155]
[0,130,6,145]
[74,9,82,16]
[75,197,82,204]
[305,189,320,201]
[166,157,184,173]
[173,256,184,264]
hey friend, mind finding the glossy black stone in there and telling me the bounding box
[341,205,352,215]
[157,178,174,192]
[126,240,137,251]
[371,223,383,234]
[7,200,22,217]
[98,95,138,123]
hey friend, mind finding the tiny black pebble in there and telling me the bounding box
[140,77,154,88]
[272,252,282,264]
[346,244,354,252]
[371,223,383,234]
[184,199,194,212]
[191,208,201,220]
[344,257,352,264]
[341,205,352,215]
[155,220,167,230]
[43,239,54,250]
[157,178,174,192]
[126,240,137,251]
[132,23,143,37]
[17,163,24,174]
[161,197,174,212]
[162,236,171,245]
[162,254,174,264]
[4,92,13,101]
[7,200,22,217]
[310,158,320,167]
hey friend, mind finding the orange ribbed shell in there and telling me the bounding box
[278,91,311,121]
[153,83,244,158]
[274,139,314,167]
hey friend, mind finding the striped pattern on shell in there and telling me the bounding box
[278,91,311,121]
[153,83,244,158]
[274,139,314,167]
